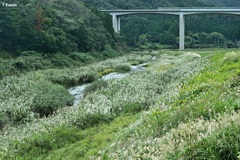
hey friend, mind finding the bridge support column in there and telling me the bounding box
[112,14,120,33]
[117,16,120,32]
[179,12,185,50]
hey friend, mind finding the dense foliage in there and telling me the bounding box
[1,0,240,159]
[0,49,123,79]
[83,0,240,48]
[0,0,114,54]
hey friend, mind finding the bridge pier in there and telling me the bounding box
[111,13,185,50]
[117,16,121,32]
[179,12,185,50]
[104,8,240,50]
[112,14,120,33]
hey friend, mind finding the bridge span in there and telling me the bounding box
[101,8,240,50]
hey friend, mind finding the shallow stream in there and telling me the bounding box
[68,63,148,106]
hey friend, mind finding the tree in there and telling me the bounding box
[207,32,225,45]
[34,5,45,33]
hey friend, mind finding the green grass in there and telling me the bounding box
[148,52,240,137]
[30,115,137,160]
[99,49,240,159]
[181,125,240,160]
[1,48,240,159]
[0,49,125,79]
[186,48,238,56]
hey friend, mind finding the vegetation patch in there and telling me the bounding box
[13,115,136,160]
[84,80,108,96]
[128,60,140,65]
[30,81,73,117]
[100,50,240,160]
[173,123,240,160]
[222,51,240,63]
[2,49,240,159]
[157,64,174,71]
[121,102,148,115]
[98,68,116,77]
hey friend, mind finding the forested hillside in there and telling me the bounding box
[203,0,240,7]
[1,0,240,53]
[0,0,114,54]
[82,0,240,9]
[83,0,240,48]
[1,0,240,159]
[81,0,206,9]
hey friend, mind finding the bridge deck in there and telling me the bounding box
[102,8,240,12]
[101,8,240,50]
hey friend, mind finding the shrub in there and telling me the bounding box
[20,51,38,56]
[16,125,82,158]
[222,51,240,63]
[11,55,51,71]
[101,49,120,58]
[229,75,240,88]
[75,113,114,129]
[121,102,147,114]
[49,53,77,67]
[69,52,95,63]
[77,71,99,84]
[98,68,116,77]
[115,64,131,72]
[45,69,99,86]
[30,81,74,117]
[84,80,108,96]
[179,125,240,160]
[0,113,9,130]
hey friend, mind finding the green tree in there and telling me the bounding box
[207,32,225,45]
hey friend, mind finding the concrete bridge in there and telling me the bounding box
[101,8,240,50]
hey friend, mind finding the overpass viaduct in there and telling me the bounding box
[101,8,240,50]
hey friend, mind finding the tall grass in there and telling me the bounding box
[1,49,239,159]
[0,52,151,129]
[101,51,240,160]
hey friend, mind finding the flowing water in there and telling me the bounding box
[68,63,148,106]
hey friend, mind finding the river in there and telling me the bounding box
[68,63,148,106]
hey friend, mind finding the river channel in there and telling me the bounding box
[68,63,148,106]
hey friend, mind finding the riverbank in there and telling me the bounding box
[0,49,239,159]
[0,49,125,79]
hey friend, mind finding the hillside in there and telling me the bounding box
[203,0,240,7]
[83,0,240,48]
[81,0,207,9]
[0,0,114,54]
[1,0,240,159]
[82,0,240,9]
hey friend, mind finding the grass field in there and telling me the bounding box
[0,48,240,159]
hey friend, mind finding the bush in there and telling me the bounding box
[75,113,114,129]
[222,51,240,63]
[69,52,96,63]
[0,113,9,130]
[101,49,121,58]
[45,69,99,86]
[49,53,78,67]
[115,64,131,72]
[84,80,108,96]
[179,125,240,160]
[121,102,147,114]
[11,55,52,71]
[20,51,38,56]
[30,81,74,117]
[98,68,116,77]
[16,125,81,158]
